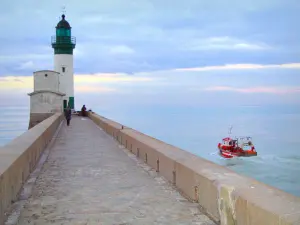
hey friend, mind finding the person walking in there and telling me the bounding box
[64,105,72,126]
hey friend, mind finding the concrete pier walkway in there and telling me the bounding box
[9,116,215,225]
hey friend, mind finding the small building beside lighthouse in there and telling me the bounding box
[28,70,65,128]
[28,14,76,129]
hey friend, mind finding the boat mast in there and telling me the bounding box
[228,125,233,138]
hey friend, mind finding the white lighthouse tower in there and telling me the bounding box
[51,14,76,110]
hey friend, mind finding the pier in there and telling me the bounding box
[3,115,214,224]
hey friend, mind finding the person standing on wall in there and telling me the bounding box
[64,105,72,126]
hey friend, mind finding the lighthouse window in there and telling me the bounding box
[62,67,65,72]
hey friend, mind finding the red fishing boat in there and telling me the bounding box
[217,127,257,158]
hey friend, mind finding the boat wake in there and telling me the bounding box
[208,148,300,173]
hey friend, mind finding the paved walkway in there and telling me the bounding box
[10,116,215,225]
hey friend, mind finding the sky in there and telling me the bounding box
[0,0,300,108]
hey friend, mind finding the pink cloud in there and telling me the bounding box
[174,62,300,72]
[75,85,116,93]
[203,86,300,94]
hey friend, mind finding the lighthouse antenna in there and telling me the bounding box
[62,6,66,15]
[228,125,233,137]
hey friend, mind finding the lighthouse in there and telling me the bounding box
[51,14,76,110]
[27,14,76,129]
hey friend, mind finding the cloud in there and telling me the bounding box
[202,86,300,94]
[80,15,130,25]
[1,0,300,76]
[1,61,300,107]
[174,62,300,72]
[75,86,116,93]
[1,62,300,91]
[0,54,51,63]
[108,45,135,55]
[0,76,32,91]
[0,72,158,94]
[0,0,298,109]
[17,61,35,70]
[182,36,270,51]
[74,73,156,84]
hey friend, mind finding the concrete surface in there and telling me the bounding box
[10,116,215,225]
[32,70,60,93]
[88,112,300,225]
[28,113,57,129]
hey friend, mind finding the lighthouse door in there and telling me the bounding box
[63,99,67,109]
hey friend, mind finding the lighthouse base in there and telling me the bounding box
[28,113,54,129]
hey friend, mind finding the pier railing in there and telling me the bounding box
[51,36,76,45]
[0,113,63,224]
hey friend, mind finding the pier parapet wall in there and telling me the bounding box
[88,112,300,225]
[0,113,63,224]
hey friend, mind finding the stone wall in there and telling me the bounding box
[28,113,55,129]
[88,112,300,225]
[29,91,64,115]
[0,113,63,225]
[33,70,60,93]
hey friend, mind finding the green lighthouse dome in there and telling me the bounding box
[56,14,71,29]
[51,14,76,55]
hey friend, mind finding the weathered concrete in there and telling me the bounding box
[0,113,63,225]
[28,113,56,129]
[28,70,66,129]
[89,112,300,225]
[9,116,215,225]
[32,70,61,93]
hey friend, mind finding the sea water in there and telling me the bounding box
[93,104,300,197]
[0,106,29,146]
[0,104,299,197]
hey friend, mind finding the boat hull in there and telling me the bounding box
[218,144,257,158]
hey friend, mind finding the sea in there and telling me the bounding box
[1,104,300,197]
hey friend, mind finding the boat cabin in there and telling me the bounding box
[237,136,253,146]
[222,136,253,149]
[222,137,237,147]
